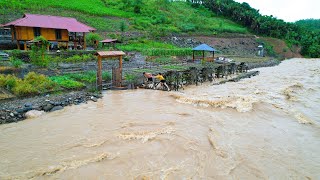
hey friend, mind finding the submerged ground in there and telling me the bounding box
[0,58,319,179]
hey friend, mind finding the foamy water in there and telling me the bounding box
[0,58,319,179]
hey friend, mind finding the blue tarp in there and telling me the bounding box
[192,44,216,51]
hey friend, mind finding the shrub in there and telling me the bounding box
[24,72,58,93]
[0,74,19,90]
[102,71,111,81]
[86,33,102,47]
[12,82,38,96]
[29,36,50,67]
[49,76,85,89]
[9,57,23,68]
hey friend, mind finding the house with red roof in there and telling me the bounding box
[1,14,96,50]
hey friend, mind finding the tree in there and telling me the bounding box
[30,36,50,67]
[86,33,102,49]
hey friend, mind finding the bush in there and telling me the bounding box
[0,72,58,96]
[24,72,58,93]
[49,76,85,89]
[12,83,38,96]
[86,33,102,47]
[9,57,23,68]
[102,71,111,81]
[0,74,19,90]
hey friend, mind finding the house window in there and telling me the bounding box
[34,27,41,37]
[55,29,62,40]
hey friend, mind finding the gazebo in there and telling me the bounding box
[192,44,216,62]
[95,51,126,90]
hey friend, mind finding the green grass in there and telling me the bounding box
[0,0,248,34]
[49,71,111,89]
[49,76,85,89]
[117,40,177,52]
[162,65,189,71]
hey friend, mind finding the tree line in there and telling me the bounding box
[186,0,320,58]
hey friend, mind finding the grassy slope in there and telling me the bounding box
[0,0,248,35]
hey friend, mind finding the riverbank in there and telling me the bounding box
[0,91,102,124]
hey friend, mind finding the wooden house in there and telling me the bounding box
[1,14,96,50]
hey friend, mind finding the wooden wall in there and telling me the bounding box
[15,27,68,41]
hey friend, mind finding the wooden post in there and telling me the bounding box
[74,33,77,50]
[11,27,14,42]
[192,51,194,61]
[119,55,123,70]
[47,44,49,51]
[97,55,103,91]
[24,41,27,50]
[202,50,205,61]
[16,40,20,50]
[213,51,215,61]
[119,55,123,87]
[83,32,86,50]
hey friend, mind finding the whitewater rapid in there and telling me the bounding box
[0,58,319,179]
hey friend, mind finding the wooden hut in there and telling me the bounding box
[1,14,96,50]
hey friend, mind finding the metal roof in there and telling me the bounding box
[95,51,125,57]
[100,39,120,43]
[2,14,96,32]
[192,44,216,51]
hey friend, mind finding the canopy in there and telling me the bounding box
[192,44,216,52]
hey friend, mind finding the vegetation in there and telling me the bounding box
[86,33,102,47]
[9,57,23,68]
[29,36,50,67]
[296,19,320,33]
[49,76,85,89]
[0,72,58,96]
[49,71,111,90]
[0,0,247,35]
[0,0,319,58]
[189,0,320,58]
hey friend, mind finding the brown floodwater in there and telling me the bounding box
[0,58,319,179]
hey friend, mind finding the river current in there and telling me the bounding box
[0,58,319,179]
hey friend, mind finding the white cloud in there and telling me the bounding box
[234,0,320,22]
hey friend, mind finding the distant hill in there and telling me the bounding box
[296,19,320,32]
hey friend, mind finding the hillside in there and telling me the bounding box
[296,19,320,33]
[0,0,247,35]
[0,0,310,58]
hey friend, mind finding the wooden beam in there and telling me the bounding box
[192,51,194,61]
[119,55,123,87]
[83,32,86,50]
[202,50,205,61]
[97,56,103,91]
[213,51,215,61]
[16,40,20,50]
[11,26,14,42]
[24,41,27,50]
[119,55,123,70]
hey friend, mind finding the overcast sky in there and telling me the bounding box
[234,0,320,22]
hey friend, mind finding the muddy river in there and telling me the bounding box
[0,58,319,179]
